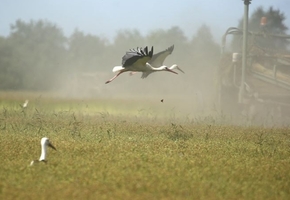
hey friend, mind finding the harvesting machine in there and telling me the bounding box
[217,1,290,124]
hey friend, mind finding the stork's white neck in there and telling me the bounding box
[154,65,167,71]
[146,63,167,71]
[39,144,47,161]
[169,64,178,69]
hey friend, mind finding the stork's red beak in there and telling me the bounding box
[166,68,178,74]
[177,67,185,73]
[48,142,57,150]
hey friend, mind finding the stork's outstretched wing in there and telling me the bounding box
[148,45,174,67]
[122,46,153,68]
[105,45,179,84]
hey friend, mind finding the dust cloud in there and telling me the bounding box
[56,42,218,121]
[46,28,290,127]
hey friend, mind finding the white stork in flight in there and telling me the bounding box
[105,46,178,84]
[130,45,184,78]
[30,137,56,166]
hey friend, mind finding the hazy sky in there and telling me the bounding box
[1,0,290,42]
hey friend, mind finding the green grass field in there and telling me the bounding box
[0,92,290,200]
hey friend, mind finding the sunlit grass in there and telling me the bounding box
[0,92,290,199]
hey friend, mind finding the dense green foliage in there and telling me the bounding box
[0,93,290,199]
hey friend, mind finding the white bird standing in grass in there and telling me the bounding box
[30,137,56,166]
[20,99,29,109]
[105,46,178,84]
[23,99,29,108]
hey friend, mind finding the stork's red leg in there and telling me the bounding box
[105,71,125,84]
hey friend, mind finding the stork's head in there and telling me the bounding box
[41,137,56,150]
[171,64,185,73]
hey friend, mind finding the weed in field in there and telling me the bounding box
[166,123,193,141]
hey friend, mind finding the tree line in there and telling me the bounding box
[0,19,220,91]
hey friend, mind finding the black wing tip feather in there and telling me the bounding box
[149,46,153,57]
[122,45,154,67]
[137,46,153,58]
[127,46,154,56]
[140,46,147,57]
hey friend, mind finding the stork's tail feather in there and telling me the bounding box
[112,66,124,73]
